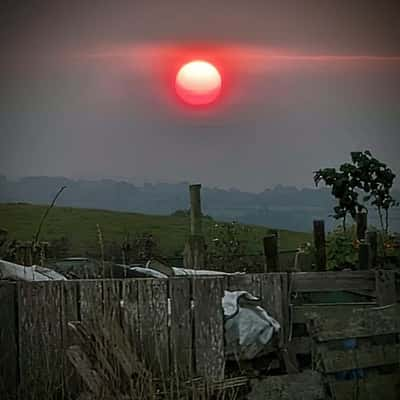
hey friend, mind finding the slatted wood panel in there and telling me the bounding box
[321,344,400,373]
[289,302,377,366]
[4,272,397,398]
[291,271,376,294]
[169,278,192,380]
[308,303,400,400]
[309,304,400,341]
[18,281,64,400]
[0,282,17,400]
[288,270,388,371]
[331,372,400,400]
[193,277,225,380]
[137,279,169,378]
[292,303,376,324]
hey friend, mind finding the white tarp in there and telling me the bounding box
[172,267,244,276]
[223,290,280,360]
[129,265,170,279]
[0,259,67,281]
[130,263,244,278]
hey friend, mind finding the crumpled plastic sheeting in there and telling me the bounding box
[0,259,67,281]
[172,267,243,276]
[223,290,280,360]
[129,266,169,278]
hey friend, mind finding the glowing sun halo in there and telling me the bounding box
[175,60,222,105]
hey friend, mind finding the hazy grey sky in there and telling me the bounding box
[1,0,399,191]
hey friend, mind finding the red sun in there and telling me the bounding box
[175,60,222,105]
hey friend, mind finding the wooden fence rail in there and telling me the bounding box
[0,270,398,400]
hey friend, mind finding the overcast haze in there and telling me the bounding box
[1,0,399,192]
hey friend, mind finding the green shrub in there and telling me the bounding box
[326,226,358,270]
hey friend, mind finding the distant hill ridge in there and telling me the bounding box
[1,175,399,232]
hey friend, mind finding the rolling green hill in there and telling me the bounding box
[0,203,311,258]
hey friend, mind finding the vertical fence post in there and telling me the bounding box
[189,184,202,236]
[366,231,378,267]
[358,241,371,270]
[263,235,279,272]
[356,212,368,241]
[313,220,326,271]
[183,184,205,269]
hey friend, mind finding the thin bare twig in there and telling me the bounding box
[34,186,67,244]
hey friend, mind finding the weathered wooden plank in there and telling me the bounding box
[261,273,300,372]
[375,270,397,306]
[18,281,64,400]
[63,281,79,345]
[79,280,103,321]
[102,279,121,325]
[169,278,193,380]
[260,273,287,347]
[62,281,80,399]
[320,343,400,373]
[73,279,104,397]
[309,304,400,341]
[120,280,140,358]
[291,271,376,293]
[331,372,400,400]
[247,370,325,400]
[221,275,229,291]
[67,320,139,398]
[137,279,169,378]
[279,273,298,372]
[192,277,225,380]
[66,345,103,398]
[293,303,376,324]
[0,282,17,400]
[227,273,261,297]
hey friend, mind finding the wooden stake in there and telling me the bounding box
[189,184,202,236]
[366,231,378,267]
[358,241,371,270]
[183,236,206,269]
[313,220,326,271]
[356,212,368,241]
[184,184,205,269]
[263,235,279,272]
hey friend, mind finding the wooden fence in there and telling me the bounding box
[0,270,399,399]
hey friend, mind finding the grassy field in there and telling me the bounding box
[0,203,311,257]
